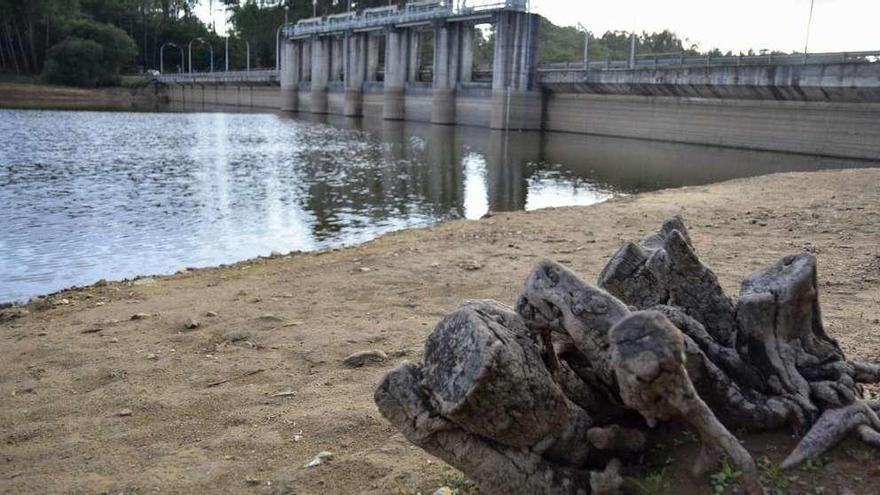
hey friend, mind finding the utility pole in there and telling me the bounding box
[803,0,815,62]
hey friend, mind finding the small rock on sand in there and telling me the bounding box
[457,260,482,271]
[304,451,333,468]
[130,313,150,320]
[343,350,387,367]
[113,408,133,417]
[205,311,218,317]
[433,488,454,495]
[184,317,201,329]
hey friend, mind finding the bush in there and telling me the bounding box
[65,19,138,78]
[41,38,105,87]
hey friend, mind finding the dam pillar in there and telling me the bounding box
[383,27,406,120]
[407,29,422,83]
[301,41,311,81]
[311,36,330,114]
[460,23,474,83]
[431,21,460,125]
[344,32,367,117]
[330,36,345,82]
[280,40,301,112]
[490,12,542,131]
[367,34,380,81]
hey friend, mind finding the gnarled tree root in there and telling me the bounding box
[782,400,880,469]
[373,217,880,494]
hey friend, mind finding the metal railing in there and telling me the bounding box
[538,50,880,72]
[155,69,278,84]
[285,0,527,38]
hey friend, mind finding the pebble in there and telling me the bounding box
[457,260,482,271]
[113,408,133,417]
[206,311,218,318]
[357,267,372,273]
[147,353,158,360]
[304,451,333,468]
[343,350,388,367]
[130,313,150,320]
[184,317,201,329]
[433,488,453,495]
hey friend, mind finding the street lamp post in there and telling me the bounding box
[188,38,214,73]
[577,23,588,70]
[803,0,815,63]
[246,40,251,72]
[160,42,177,74]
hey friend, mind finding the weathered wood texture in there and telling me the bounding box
[375,217,880,494]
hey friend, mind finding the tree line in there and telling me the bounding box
[0,0,770,88]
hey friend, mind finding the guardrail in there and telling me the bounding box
[538,50,880,72]
[284,0,527,38]
[155,69,279,84]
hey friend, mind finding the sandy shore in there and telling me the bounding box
[2,169,880,494]
[0,83,163,111]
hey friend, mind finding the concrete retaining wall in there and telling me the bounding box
[544,93,880,160]
[161,82,880,160]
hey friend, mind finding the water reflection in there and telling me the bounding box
[0,108,876,302]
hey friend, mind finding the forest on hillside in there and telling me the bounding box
[0,0,764,87]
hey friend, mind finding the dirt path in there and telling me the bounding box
[2,169,880,494]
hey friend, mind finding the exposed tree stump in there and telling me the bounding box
[374,217,880,494]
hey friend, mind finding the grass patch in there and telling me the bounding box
[630,468,673,495]
[710,457,741,495]
[0,74,42,85]
[442,468,479,495]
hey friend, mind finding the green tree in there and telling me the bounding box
[41,37,104,86]
[65,18,138,79]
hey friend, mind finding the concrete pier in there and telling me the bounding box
[280,41,300,112]
[344,33,366,117]
[490,11,541,130]
[383,28,406,120]
[311,36,330,114]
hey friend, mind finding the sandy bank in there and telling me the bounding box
[0,82,163,111]
[2,168,880,494]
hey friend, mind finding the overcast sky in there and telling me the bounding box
[197,0,879,54]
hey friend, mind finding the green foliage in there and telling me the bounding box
[41,38,105,87]
[758,457,791,495]
[65,18,138,80]
[631,469,673,495]
[710,458,741,495]
[443,468,479,495]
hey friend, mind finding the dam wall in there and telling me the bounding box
[163,80,880,161]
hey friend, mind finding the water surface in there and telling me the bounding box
[0,108,875,302]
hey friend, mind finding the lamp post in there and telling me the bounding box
[160,41,181,74]
[577,23,588,70]
[188,38,214,73]
[246,40,251,72]
[274,6,291,71]
[803,0,815,63]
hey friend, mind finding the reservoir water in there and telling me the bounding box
[0,108,876,303]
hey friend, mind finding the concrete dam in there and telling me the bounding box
[157,0,880,161]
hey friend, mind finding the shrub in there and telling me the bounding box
[41,38,105,87]
[65,19,138,79]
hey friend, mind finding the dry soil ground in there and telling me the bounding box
[2,169,880,494]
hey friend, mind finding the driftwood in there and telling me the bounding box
[374,217,880,494]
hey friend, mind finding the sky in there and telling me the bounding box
[197,0,880,54]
